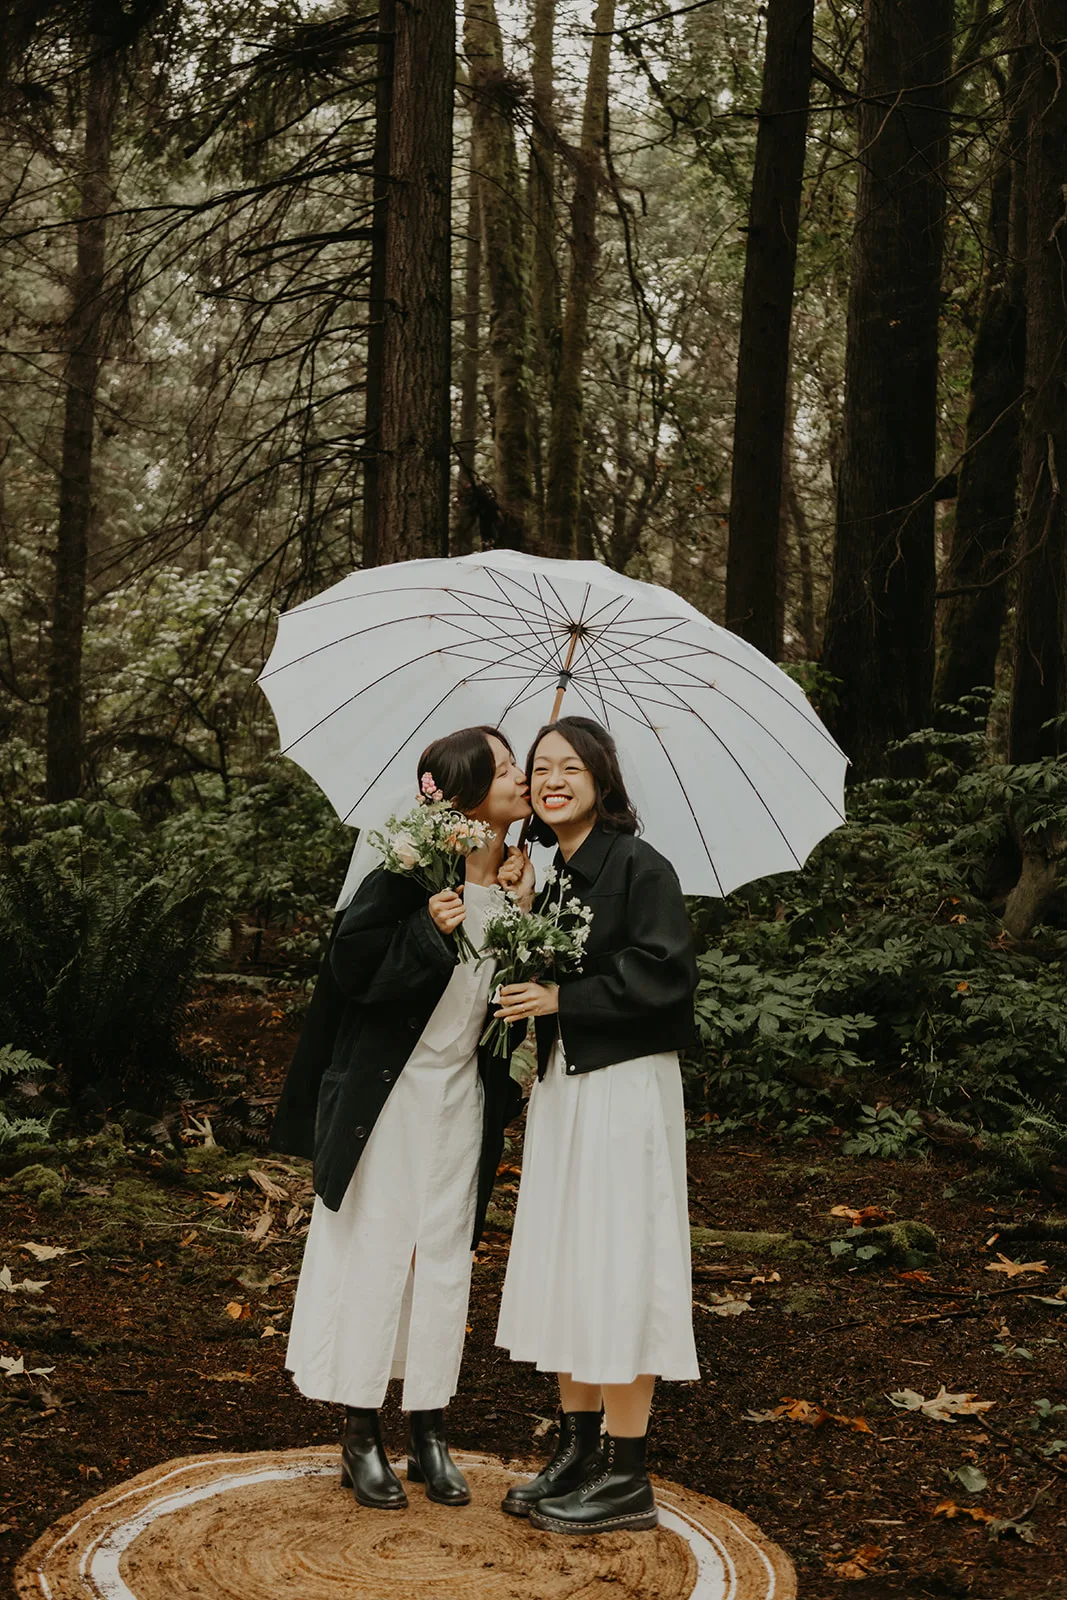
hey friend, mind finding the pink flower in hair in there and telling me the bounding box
[420,771,444,802]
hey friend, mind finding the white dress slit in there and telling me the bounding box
[286,883,498,1412]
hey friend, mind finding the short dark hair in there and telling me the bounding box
[524,716,639,845]
[417,726,513,813]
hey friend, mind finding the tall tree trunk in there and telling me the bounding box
[820,0,953,778]
[360,0,395,569]
[543,0,615,561]
[376,0,454,564]
[528,0,559,547]
[933,70,1026,722]
[45,42,118,803]
[724,0,813,658]
[1008,0,1067,763]
[464,0,534,550]
[452,122,482,558]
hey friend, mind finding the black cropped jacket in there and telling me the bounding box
[533,824,698,1078]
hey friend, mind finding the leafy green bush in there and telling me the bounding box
[0,1044,57,1148]
[0,844,224,1103]
[687,729,1067,1153]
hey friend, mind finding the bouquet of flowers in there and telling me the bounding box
[479,866,594,1055]
[368,772,495,961]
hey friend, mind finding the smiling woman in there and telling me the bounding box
[494,717,700,1537]
[271,725,532,1514]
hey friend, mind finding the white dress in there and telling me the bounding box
[287,883,499,1412]
[496,1038,700,1386]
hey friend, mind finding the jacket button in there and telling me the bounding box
[354,1125,368,1139]
[380,1069,394,1083]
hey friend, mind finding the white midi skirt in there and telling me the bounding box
[496,1041,700,1386]
[286,884,498,1412]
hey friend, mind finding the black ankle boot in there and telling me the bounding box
[529,1433,657,1534]
[501,1409,603,1518]
[407,1408,471,1506]
[340,1407,407,1509]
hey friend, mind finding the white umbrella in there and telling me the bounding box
[257,549,848,896]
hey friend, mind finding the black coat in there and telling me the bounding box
[270,868,524,1248]
[534,824,698,1078]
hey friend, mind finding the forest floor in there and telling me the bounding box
[2,982,1066,1599]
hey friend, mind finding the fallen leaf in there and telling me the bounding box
[933,1500,996,1525]
[830,1205,893,1227]
[248,1169,288,1203]
[954,1464,988,1493]
[827,1544,885,1579]
[985,1253,1048,1278]
[223,1301,250,1320]
[0,1266,48,1295]
[750,1271,782,1284]
[987,1517,1036,1542]
[203,1371,257,1383]
[260,1325,280,1339]
[745,1399,872,1434]
[21,1243,68,1262]
[887,1386,995,1423]
[898,1269,934,1284]
[0,1355,56,1378]
[202,1191,235,1209]
[531,1415,555,1439]
[695,1292,752,1317]
[248,1209,273,1242]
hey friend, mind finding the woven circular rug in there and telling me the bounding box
[15,1447,796,1600]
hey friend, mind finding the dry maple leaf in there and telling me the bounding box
[827,1544,885,1579]
[888,1386,994,1423]
[778,1398,831,1427]
[223,1300,250,1320]
[985,1253,1048,1278]
[21,1243,68,1262]
[934,1500,995,1524]
[897,1268,933,1284]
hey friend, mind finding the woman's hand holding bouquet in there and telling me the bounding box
[480,868,593,1055]
[368,773,494,961]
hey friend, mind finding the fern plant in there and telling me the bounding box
[0,1043,57,1148]
[0,845,224,1102]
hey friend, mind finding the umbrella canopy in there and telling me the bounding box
[257,549,848,896]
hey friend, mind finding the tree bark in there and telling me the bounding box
[543,0,615,561]
[529,0,560,387]
[452,122,481,558]
[376,0,454,564]
[934,57,1026,723]
[360,0,395,569]
[1008,0,1067,763]
[45,42,118,803]
[820,0,953,778]
[464,0,534,550]
[724,0,813,659]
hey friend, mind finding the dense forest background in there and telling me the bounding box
[1,0,1066,1181]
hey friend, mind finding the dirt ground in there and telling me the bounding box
[2,986,1066,1599]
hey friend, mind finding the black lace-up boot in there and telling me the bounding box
[501,1409,603,1518]
[529,1433,657,1534]
[340,1407,407,1509]
[407,1408,471,1505]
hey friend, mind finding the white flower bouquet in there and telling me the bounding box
[479,868,594,1056]
[368,772,495,961]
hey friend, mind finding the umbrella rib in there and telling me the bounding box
[285,579,558,628]
[577,653,725,894]
[490,566,573,629]
[278,634,554,758]
[590,629,846,757]
[606,662,848,816]
[432,606,559,676]
[580,591,635,630]
[337,650,558,823]
[481,568,571,647]
[259,609,555,684]
[583,638,829,862]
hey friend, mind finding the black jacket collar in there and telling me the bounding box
[554,822,619,886]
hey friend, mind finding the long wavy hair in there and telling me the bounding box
[524,716,640,845]
[416,726,514,813]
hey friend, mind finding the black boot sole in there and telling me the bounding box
[340,1463,407,1510]
[529,1505,659,1535]
[500,1495,534,1517]
[406,1457,471,1507]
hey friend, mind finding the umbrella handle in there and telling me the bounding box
[514,634,579,854]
